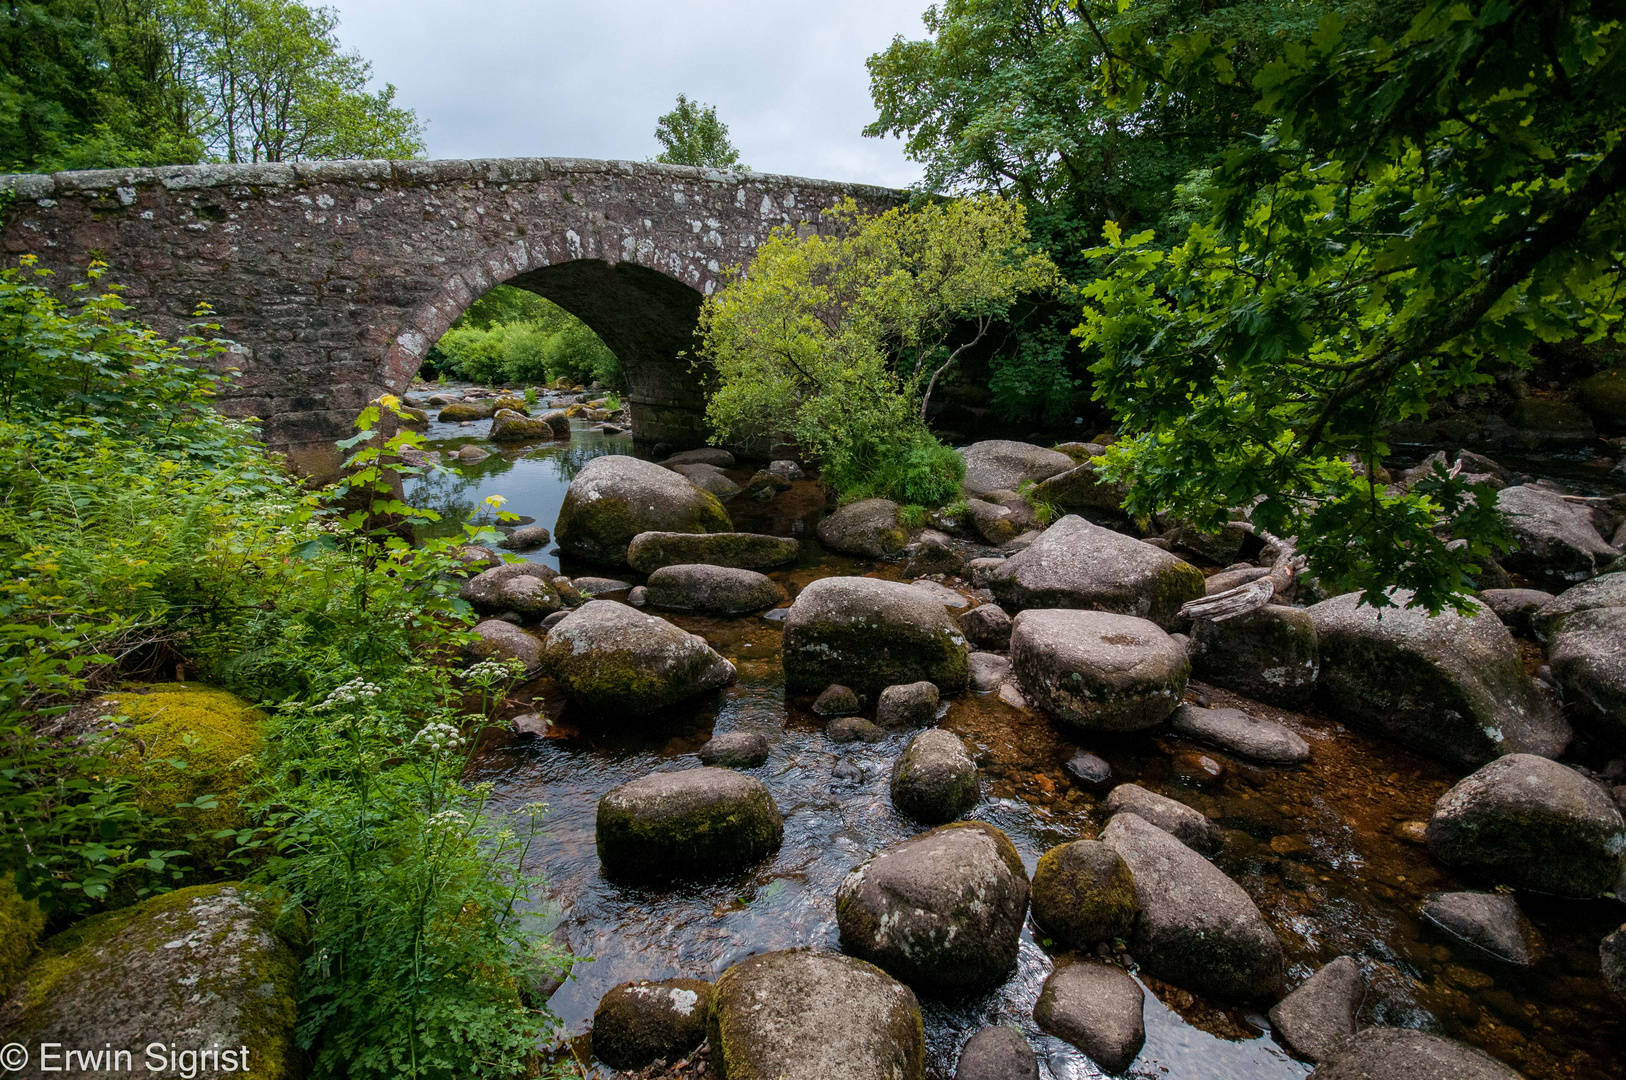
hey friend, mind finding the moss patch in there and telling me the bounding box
[0,878,45,997]
[99,683,264,869]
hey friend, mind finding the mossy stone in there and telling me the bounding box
[708,949,925,1080]
[0,884,303,1079]
[592,978,713,1070]
[99,683,264,867]
[596,767,783,881]
[0,878,45,996]
[541,601,735,717]
[1579,370,1626,432]
[782,577,970,698]
[489,409,555,442]
[437,401,494,421]
[626,531,800,574]
[1030,840,1138,950]
[556,455,732,566]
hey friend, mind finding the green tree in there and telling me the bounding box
[701,195,1058,504]
[1076,0,1625,612]
[653,92,744,170]
[180,0,422,163]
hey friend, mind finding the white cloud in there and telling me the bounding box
[326,0,930,189]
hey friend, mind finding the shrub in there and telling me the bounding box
[435,326,508,384]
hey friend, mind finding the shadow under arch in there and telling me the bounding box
[502,258,712,448]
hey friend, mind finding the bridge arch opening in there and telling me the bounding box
[405,257,714,451]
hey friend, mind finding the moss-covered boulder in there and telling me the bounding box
[596,767,782,880]
[782,577,969,698]
[0,878,44,996]
[99,684,263,866]
[1579,370,1626,433]
[592,977,713,1070]
[816,499,908,558]
[668,462,741,501]
[836,822,1030,995]
[960,440,1075,496]
[626,530,800,573]
[555,455,732,566]
[1031,462,1129,524]
[1188,605,1319,708]
[644,564,787,616]
[1030,839,1138,951]
[437,400,495,421]
[1547,606,1626,742]
[985,516,1205,628]
[489,408,555,442]
[1099,813,1283,1000]
[0,884,301,1078]
[541,601,735,717]
[1306,588,1571,768]
[1009,610,1188,732]
[1426,753,1626,897]
[1533,572,1626,637]
[458,562,564,618]
[709,949,924,1080]
[889,729,978,825]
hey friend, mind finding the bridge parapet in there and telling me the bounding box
[1,157,904,466]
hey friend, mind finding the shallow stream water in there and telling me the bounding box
[407,393,1624,1080]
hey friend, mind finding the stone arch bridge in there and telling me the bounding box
[1,158,902,468]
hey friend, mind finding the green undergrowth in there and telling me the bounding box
[0,258,571,1078]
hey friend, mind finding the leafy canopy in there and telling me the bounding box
[0,0,422,171]
[1077,0,1625,612]
[700,196,1058,503]
[653,93,745,170]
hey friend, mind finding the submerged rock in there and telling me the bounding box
[499,524,551,551]
[877,681,940,727]
[783,577,969,698]
[1268,955,1361,1063]
[555,455,732,565]
[626,530,800,573]
[708,950,924,1080]
[1188,605,1320,708]
[541,601,734,717]
[1100,813,1283,1000]
[837,822,1030,996]
[829,716,886,743]
[890,729,979,824]
[663,447,735,468]
[1426,754,1626,897]
[954,1026,1038,1080]
[1063,750,1112,787]
[1421,892,1542,965]
[698,731,771,768]
[960,440,1075,496]
[591,978,713,1070]
[985,515,1205,628]
[813,684,862,718]
[1033,962,1145,1074]
[1310,1026,1523,1080]
[1029,839,1138,950]
[1103,783,1222,856]
[596,767,783,880]
[668,461,741,501]
[1306,589,1570,768]
[0,884,301,1079]
[1010,610,1189,732]
[489,408,555,442]
[818,498,908,558]
[644,564,787,615]
[1169,704,1311,765]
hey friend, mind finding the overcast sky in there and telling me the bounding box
[326,0,932,189]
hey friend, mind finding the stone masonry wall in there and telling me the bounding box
[0,158,902,464]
